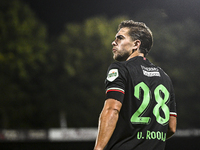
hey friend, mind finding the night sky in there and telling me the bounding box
[21,0,200,36]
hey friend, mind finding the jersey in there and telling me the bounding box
[104,56,177,150]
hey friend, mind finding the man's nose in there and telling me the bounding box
[112,40,117,46]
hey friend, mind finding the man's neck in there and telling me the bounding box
[126,51,144,61]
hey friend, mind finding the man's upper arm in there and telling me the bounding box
[103,98,122,113]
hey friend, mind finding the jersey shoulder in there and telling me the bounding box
[157,66,172,81]
[108,61,127,69]
[107,61,127,82]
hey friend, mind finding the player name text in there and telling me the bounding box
[137,130,166,142]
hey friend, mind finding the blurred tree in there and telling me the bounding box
[1,2,199,129]
[52,11,200,128]
[53,16,127,127]
[0,0,48,128]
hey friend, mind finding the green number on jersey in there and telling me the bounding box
[130,82,151,124]
[130,82,170,125]
[153,85,170,125]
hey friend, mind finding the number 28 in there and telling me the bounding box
[130,82,170,126]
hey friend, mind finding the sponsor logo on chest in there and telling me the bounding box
[141,65,160,77]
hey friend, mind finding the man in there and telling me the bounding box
[94,20,177,150]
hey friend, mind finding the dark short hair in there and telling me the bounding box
[118,20,153,56]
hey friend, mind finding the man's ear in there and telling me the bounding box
[133,40,141,50]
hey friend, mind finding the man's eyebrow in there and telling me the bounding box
[116,35,124,39]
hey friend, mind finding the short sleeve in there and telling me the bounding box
[105,62,127,103]
[169,82,177,117]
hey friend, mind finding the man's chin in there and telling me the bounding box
[113,56,126,62]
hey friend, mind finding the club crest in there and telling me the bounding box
[107,69,119,82]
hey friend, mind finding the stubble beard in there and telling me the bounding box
[113,51,130,62]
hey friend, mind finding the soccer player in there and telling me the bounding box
[94,20,177,150]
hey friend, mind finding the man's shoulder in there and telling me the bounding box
[107,61,128,81]
[109,61,127,69]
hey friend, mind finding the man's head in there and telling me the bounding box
[112,20,153,61]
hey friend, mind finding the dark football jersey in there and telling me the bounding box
[105,56,177,150]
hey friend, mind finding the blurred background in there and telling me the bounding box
[0,0,200,149]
